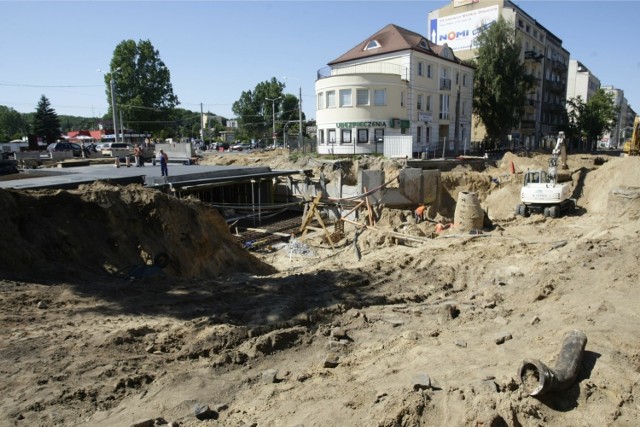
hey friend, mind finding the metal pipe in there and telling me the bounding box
[518,330,587,396]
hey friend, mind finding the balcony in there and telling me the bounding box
[440,78,452,90]
[524,50,544,62]
[317,63,409,81]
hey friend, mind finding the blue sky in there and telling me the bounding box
[1,0,638,122]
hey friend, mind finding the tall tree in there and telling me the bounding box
[232,78,284,140]
[32,95,61,146]
[0,105,28,141]
[106,39,179,134]
[565,90,618,150]
[472,16,535,146]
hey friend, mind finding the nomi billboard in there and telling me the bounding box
[430,5,499,51]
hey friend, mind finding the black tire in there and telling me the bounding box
[543,207,550,217]
[549,206,559,218]
[153,252,170,268]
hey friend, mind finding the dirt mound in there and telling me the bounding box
[0,181,274,281]
[579,156,640,213]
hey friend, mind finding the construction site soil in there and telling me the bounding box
[1,149,639,427]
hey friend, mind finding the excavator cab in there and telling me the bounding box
[523,170,548,185]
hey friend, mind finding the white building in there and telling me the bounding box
[601,85,628,148]
[315,24,474,157]
[566,60,600,103]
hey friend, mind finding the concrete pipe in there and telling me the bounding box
[453,191,484,232]
[518,330,587,396]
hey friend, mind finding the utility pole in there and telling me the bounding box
[299,86,303,152]
[99,67,121,143]
[109,75,118,143]
[200,103,204,142]
[265,97,281,147]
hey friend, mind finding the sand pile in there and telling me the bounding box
[0,181,274,281]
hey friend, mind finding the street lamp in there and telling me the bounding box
[265,96,281,147]
[283,76,304,151]
[98,67,120,143]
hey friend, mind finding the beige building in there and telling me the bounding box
[428,0,569,149]
[315,24,474,157]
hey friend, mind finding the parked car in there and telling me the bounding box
[231,142,252,151]
[210,142,229,151]
[46,142,82,157]
[95,142,112,152]
[102,143,134,158]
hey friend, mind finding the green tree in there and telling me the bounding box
[565,90,618,150]
[232,78,284,140]
[106,39,179,134]
[0,105,29,141]
[32,95,61,146]
[472,16,535,147]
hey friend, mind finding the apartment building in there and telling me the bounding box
[601,86,629,148]
[428,0,569,149]
[566,60,601,102]
[314,24,474,157]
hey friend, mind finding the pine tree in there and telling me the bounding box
[32,95,61,145]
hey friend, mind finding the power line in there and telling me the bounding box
[0,82,102,88]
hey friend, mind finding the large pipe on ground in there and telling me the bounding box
[518,330,587,396]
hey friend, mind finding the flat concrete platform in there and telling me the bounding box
[0,161,305,191]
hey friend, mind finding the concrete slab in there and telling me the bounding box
[0,162,300,191]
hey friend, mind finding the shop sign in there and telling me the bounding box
[419,112,433,122]
[336,121,387,129]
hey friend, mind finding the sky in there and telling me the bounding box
[1,0,638,123]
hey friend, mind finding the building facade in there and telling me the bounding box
[566,60,601,102]
[601,86,628,148]
[428,0,570,149]
[315,24,474,157]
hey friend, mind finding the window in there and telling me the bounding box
[326,90,336,108]
[373,89,386,105]
[426,126,430,143]
[456,72,459,86]
[417,94,423,110]
[461,100,467,116]
[401,91,404,107]
[317,92,324,110]
[426,95,432,111]
[439,94,449,120]
[341,129,352,144]
[427,64,432,78]
[356,89,369,106]
[418,62,423,76]
[462,73,467,87]
[365,40,380,50]
[319,129,324,145]
[339,89,352,107]
[327,129,336,144]
[358,129,368,143]
[417,126,422,144]
[374,128,384,143]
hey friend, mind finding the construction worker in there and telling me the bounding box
[414,204,426,224]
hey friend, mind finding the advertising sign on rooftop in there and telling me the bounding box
[453,0,479,7]
[430,5,499,51]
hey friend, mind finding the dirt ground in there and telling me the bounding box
[1,149,639,427]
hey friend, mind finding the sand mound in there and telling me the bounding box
[579,156,640,213]
[0,182,274,281]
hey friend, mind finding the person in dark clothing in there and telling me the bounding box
[158,149,169,176]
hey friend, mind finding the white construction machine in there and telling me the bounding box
[516,132,575,218]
